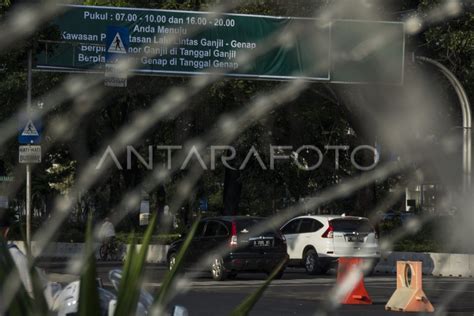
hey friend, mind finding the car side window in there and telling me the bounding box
[195,222,206,238]
[299,219,313,233]
[299,219,324,233]
[215,222,229,237]
[281,219,300,234]
[203,221,220,237]
[312,220,324,232]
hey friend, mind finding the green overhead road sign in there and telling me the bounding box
[37,5,330,80]
[36,5,405,84]
[330,20,405,84]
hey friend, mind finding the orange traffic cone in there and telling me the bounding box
[337,257,372,304]
[385,261,434,312]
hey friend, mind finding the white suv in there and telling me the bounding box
[281,215,380,274]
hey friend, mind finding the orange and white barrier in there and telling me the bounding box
[337,257,372,304]
[385,261,434,312]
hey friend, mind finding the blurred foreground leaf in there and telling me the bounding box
[21,225,49,315]
[78,215,101,316]
[230,258,287,316]
[29,264,51,315]
[114,213,157,316]
[153,215,201,312]
[0,236,34,315]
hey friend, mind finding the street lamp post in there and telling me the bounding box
[416,56,472,192]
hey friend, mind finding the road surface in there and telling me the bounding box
[43,263,474,315]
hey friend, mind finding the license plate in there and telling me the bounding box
[347,236,364,242]
[254,240,271,247]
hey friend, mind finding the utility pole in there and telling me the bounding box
[416,56,472,192]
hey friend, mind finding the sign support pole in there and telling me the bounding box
[416,56,472,192]
[26,49,32,249]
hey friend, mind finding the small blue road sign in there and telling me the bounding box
[18,117,41,144]
[199,198,208,212]
[105,26,129,63]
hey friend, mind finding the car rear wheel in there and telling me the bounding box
[304,249,323,275]
[211,257,227,281]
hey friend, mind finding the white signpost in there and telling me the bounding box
[19,145,42,164]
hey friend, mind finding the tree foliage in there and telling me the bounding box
[0,0,471,235]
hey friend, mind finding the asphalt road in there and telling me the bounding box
[43,264,474,316]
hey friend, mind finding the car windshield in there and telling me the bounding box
[235,218,277,236]
[330,218,373,233]
[236,218,261,233]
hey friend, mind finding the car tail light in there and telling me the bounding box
[230,221,238,248]
[321,224,334,238]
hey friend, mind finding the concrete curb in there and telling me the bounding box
[374,251,473,278]
[12,241,169,264]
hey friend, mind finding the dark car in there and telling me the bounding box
[167,216,288,281]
